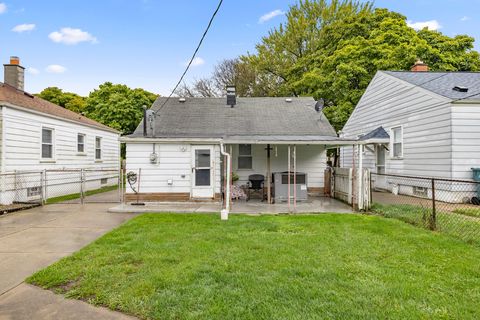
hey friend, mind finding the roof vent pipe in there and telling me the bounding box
[226,85,236,107]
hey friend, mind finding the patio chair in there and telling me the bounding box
[246,174,265,201]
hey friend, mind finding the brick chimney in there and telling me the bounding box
[4,56,25,91]
[411,59,428,72]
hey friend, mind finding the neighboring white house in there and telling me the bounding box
[122,92,358,207]
[0,56,120,204]
[340,61,480,202]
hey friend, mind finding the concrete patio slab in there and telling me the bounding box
[109,196,353,214]
[0,203,137,319]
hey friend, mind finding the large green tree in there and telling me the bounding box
[242,0,480,130]
[83,82,158,134]
[36,87,86,113]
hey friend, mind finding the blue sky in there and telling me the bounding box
[1,0,479,96]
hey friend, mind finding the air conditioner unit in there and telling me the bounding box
[273,172,308,202]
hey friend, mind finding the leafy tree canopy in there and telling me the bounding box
[36,83,158,135]
[36,87,86,113]
[241,0,480,130]
[83,82,158,134]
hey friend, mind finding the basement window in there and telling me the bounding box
[238,144,252,169]
[27,186,42,197]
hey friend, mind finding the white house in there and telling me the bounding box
[0,56,120,204]
[340,61,480,202]
[122,91,358,211]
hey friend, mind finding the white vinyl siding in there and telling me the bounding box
[1,106,119,172]
[77,133,85,153]
[340,71,453,179]
[125,143,221,195]
[41,128,54,159]
[451,103,480,180]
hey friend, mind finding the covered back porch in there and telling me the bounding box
[220,136,362,215]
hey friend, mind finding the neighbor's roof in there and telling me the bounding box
[383,71,480,101]
[0,83,119,133]
[128,97,337,140]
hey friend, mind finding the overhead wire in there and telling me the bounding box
[154,0,224,115]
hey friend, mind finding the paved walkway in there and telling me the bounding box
[0,203,137,319]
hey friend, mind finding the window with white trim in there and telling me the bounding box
[95,137,102,160]
[41,128,54,159]
[391,126,403,158]
[77,134,85,153]
[238,144,252,169]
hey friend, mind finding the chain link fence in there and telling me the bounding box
[0,169,122,211]
[371,173,480,246]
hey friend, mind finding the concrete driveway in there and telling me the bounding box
[0,203,137,319]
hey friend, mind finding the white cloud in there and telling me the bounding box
[460,16,470,22]
[27,67,39,75]
[48,27,97,45]
[407,20,442,31]
[259,9,285,24]
[12,23,36,33]
[45,65,67,74]
[187,57,205,67]
[0,3,6,14]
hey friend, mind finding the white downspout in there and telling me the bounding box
[220,142,230,220]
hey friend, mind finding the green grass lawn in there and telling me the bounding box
[45,185,118,204]
[371,203,480,246]
[28,213,480,319]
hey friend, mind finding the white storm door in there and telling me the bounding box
[375,145,387,190]
[191,146,214,198]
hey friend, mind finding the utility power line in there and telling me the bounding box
[154,0,224,115]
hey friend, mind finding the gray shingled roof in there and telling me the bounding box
[383,71,480,101]
[129,97,337,139]
[359,126,389,141]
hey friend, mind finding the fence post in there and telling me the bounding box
[431,178,436,230]
[43,170,48,204]
[40,171,44,205]
[369,170,373,207]
[80,169,84,204]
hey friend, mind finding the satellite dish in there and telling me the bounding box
[315,98,325,112]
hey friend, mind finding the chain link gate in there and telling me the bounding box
[0,169,123,208]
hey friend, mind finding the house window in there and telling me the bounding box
[95,137,102,160]
[391,126,403,158]
[77,134,85,153]
[27,186,42,197]
[100,178,108,185]
[41,128,54,159]
[238,144,252,169]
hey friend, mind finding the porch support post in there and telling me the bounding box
[358,144,364,211]
[293,145,297,213]
[220,143,231,220]
[266,144,272,204]
[288,145,291,213]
